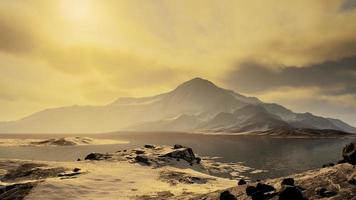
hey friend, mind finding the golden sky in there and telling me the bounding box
[1,0,356,125]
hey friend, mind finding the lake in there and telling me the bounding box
[0,132,354,179]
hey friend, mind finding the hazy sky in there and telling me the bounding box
[0,0,356,125]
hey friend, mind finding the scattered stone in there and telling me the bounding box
[159,170,214,185]
[281,178,294,186]
[135,155,151,165]
[238,179,247,185]
[135,150,145,154]
[315,187,337,197]
[144,144,155,149]
[246,183,276,200]
[322,163,335,168]
[342,142,356,165]
[173,144,184,149]
[348,173,356,185]
[256,183,275,193]
[84,153,111,161]
[196,157,201,164]
[58,172,81,178]
[279,186,305,200]
[246,186,257,196]
[73,168,81,172]
[219,190,236,200]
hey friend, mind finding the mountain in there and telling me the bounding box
[0,77,355,134]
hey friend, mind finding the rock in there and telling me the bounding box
[348,173,356,185]
[322,163,335,168]
[0,182,37,200]
[144,144,155,149]
[279,186,305,200]
[58,172,81,178]
[73,168,81,172]
[134,150,145,154]
[76,158,81,161]
[196,157,201,164]
[161,147,196,163]
[84,153,111,160]
[256,183,275,193]
[219,190,236,200]
[135,155,151,165]
[315,187,337,197]
[281,178,294,186]
[246,183,276,200]
[238,179,247,185]
[173,144,184,149]
[342,142,356,165]
[1,163,66,182]
[246,186,257,196]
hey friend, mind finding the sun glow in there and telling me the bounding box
[60,0,92,23]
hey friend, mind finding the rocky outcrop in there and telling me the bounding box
[0,163,66,182]
[161,146,196,164]
[0,182,38,200]
[84,153,112,161]
[342,142,356,165]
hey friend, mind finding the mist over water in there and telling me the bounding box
[0,132,353,179]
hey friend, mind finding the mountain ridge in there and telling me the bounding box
[0,77,355,134]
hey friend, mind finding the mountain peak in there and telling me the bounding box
[176,77,218,91]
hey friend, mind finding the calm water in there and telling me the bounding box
[0,132,354,179]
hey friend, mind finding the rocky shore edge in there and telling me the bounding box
[0,142,355,200]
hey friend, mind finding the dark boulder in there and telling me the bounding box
[135,155,151,165]
[315,187,337,197]
[84,153,111,161]
[246,186,257,196]
[161,147,196,163]
[246,183,276,200]
[134,150,145,154]
[342,142,356,165]
[238,179,247,185]
[279,186,305,200]
[256,183,275,193]
[73,168,81,172]
[144,144,155,149]
[220,190,236,200]
[173,144,184,149]
[196,157,201,164]
[348,173,356,185]
[281,178,294,186]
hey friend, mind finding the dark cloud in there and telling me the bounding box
[341,0,356,11]
[226,56,356,95]
[0,14,37,53]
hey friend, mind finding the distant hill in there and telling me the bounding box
[0,77,355,135]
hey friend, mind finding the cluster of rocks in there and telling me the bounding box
[216,141,356,200]
[159,170,215,185]
[84,144,202,167]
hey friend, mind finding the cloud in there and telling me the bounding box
[225,56,356,95]
[341,0,356,11]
